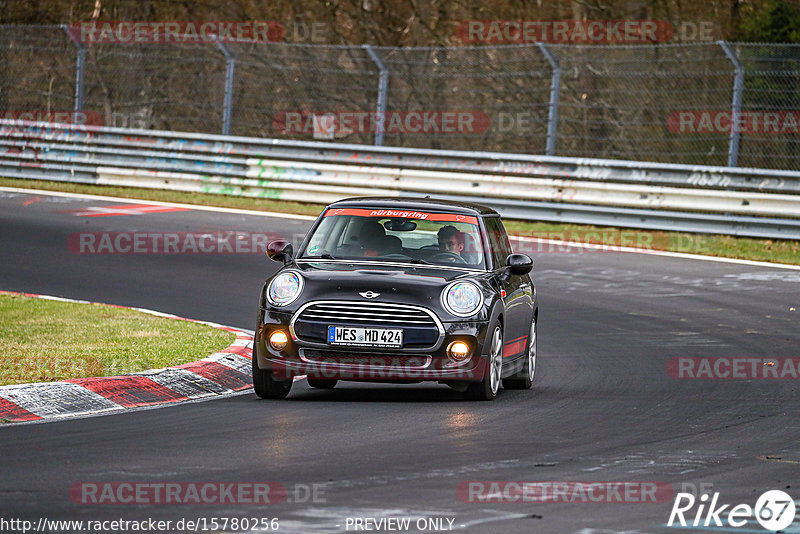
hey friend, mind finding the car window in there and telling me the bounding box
[300,207,487,269]
[483,216,512,269]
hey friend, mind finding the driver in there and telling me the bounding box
[437,225,465,256]
[360,221,387,256]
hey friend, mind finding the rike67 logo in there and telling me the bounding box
[668,490,796,531]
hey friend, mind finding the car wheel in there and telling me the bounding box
[307,378,338,389]
[465,324,503,401]
[252,336,293,399]
[503,317,536,390]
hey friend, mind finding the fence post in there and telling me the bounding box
[536,43,561,156]
[718,40,744,168]
[363,44,389,146]
[216,42,236,136]
[61,25,86,122]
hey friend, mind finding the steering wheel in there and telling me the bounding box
[428,252,467,264]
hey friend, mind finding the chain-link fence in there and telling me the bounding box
[2,25,799,170]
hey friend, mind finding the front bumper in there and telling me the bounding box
[256,309,490,382]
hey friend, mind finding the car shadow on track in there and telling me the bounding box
[254,382,539,403]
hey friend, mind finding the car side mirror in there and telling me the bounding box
[266,240,293,264]
[506,253,533,275]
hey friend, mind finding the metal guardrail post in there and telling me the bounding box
[216,42,236,136]
[363,45,389,146]
[718,40,744,168]
[61,25,86,121]
[536,43,561,157]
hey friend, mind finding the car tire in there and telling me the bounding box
[307,378,338,389]
[503,317,536,390]
[465,324,503,401]
[252,336,293,400]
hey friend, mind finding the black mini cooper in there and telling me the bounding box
[253,197,537,401]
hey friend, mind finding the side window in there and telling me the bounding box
[483,217,512,269]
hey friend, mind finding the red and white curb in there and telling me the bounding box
[0,291,255,425]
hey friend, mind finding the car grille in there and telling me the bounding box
[291,300,442,349]
[296,301,438,327]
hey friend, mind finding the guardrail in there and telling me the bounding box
[2,119,800,240]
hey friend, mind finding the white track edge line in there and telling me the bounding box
[0,185,316,221]
[512,235,800,271]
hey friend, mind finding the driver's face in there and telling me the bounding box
[438,237,463,252]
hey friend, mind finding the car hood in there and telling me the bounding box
[291,260,488,303]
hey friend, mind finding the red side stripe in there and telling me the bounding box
[503,335,527,358]
[65,376,188,407]
[0,397,42,422]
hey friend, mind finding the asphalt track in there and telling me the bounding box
[0,188,799,534]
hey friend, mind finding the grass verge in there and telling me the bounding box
[1,177,798,266]
[0,293,236,386]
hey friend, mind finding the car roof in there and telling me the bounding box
[327,196,500,216]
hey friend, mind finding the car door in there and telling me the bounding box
[484,216,534,362]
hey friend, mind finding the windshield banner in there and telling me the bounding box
[323,208,479,226]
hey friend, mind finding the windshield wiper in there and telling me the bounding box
[408,258,431,265]
[319,253,337,260]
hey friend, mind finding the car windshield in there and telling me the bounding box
[300,207,487,269]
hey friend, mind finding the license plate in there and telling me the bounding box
[327,326,403,348]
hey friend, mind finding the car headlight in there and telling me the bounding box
[267,271,303,306]
[442,281,482,317]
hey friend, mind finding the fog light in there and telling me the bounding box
[447,341,471,362]
[269,330,289,351]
